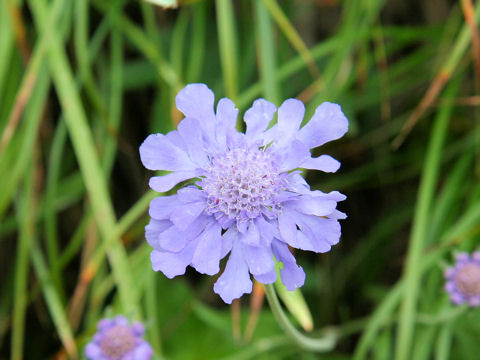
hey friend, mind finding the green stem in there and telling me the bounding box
[395,81,458,360]
[264,284,337,352]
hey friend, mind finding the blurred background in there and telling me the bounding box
[1,0,480,359]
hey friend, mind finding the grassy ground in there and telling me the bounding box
[1,0,480,359]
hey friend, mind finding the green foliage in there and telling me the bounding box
[1,0,480,359]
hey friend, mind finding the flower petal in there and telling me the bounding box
[191,223,223,275]
[297,102,348,149]
[278,140,311,171]
[254,267,277,284]
[276,98,305,146]
[139,133,195,171]
[213,241,253,304]
[175,83,216,129]
[216,98,238,149]
[243,242,275,277]
[278,211,297,243]
[301,155,341,173]
[221,227,236,258]
[177,117,209,167]
[133,342,154,360]
[149,195,182,220]
[177,186,205,203]
[149,170,199,193]
[296,215,341,252]
[285,196,338,217]
[170,201,206,231]
[241,221,261,246]
[244,99,276,141]
[85,343,101,359]
[150,238,197,279]
[255,216,278,246]
[145,219,171,248]
[272,239,305,291]
[158,215,209,252]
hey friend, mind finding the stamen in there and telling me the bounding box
[202,148,285,220]
[454,263,480,297]
[100,325,136,360]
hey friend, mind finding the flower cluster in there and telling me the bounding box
[140,83,348,303]
[85,316,153,360]
[444,252,480,307]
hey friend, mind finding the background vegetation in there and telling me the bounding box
[1,0,480,359]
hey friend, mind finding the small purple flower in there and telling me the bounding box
[85,316,153,360]
[444,252,480,307]
[140,83,348,303]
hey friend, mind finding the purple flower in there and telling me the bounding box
[444,252,480,307]
[85,316,153,360]
[140,83,348,303]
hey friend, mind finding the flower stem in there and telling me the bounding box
[264,284,337,352]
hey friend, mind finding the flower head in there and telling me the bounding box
[445,252,480,307]
[85,316,153,360]
[140,83,348,303]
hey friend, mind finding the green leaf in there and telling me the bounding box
[274,261,314,332]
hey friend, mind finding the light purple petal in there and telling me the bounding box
[177,186,205,203]
[97,318,112,330]
[216,98,238,148]
[149,170,199,193]
[278,140,311,172]
[276,98,305,146]
[328,209,347,220]
[85,343,102,359]
[165,130,187,152]
[242,242,275,276]
[244,99,276,141]
[177,117,209,167]
[285,196,338,217]
[145,219,171,248]
[468,296,480,307]
[451,292,464,305]
[149,195,182,220]
[309,189,347,202]
[170,201,206,231]
[297,102,348,149]
[175,83,216,129]
[151,246,193,279]
[139,133,195,171]
[133,342,153,360]
[221,228,237,258]
[272,239,305,290]
[132,322,145,336]
[296,215,341,252]
[278,211,297,243]
[254,267,277,284]
[301,155,341,173]
[158,215,209,252]
[113,315,129,326]
[156,225,189,253]
[255,217,277,246]
[445,281,456,292]
[241,221,261,246]
[191,223,223,275]
[213,241,253,304]
[444,267,455,280]
[455,252,470,263]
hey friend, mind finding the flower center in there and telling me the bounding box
[454,263,480,297]
[100,325,136,360]
[202,148,285,220]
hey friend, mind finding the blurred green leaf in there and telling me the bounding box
[274,262,313,332]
